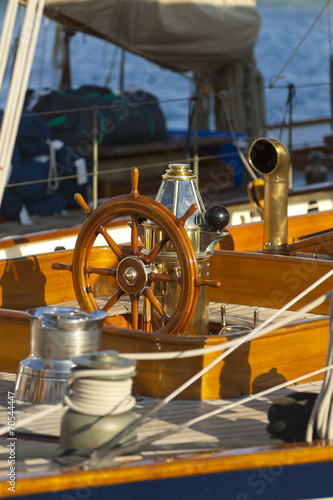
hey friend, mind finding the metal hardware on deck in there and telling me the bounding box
[15,307,107,405]
[142,163,229,336]
[221,305,226,329]
[254,309,259,328]
[218,305,250,335]
[248,138,290,254]
[295,252,333,261]
[60,350,137,449]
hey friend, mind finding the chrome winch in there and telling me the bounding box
[15,306,107,404]
[141,163,229,336]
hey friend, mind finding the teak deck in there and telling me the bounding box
[0,374,332,499]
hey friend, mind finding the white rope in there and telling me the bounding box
[143,363,333,448]
[0,0,45,207]
[39,17,49,89]
[0,366,136,437]
[219,92,258,181]
[64,367,136,417]
[306,297,333,442]
[0,403,63,437]
[123,268,333,361]
[91,362,333,462]
[0,0,19,92]
[52,24,66,71]
[104,44,119,87]
[82,281,333,459]
[46,139,59,192]
[161,291,331,405]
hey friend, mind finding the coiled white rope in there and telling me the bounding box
[63,368,136,417]
[0,365,136,437]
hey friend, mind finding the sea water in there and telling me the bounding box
[0,0,331,130]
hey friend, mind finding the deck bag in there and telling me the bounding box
[0,144,66,219]
[266,392,318,442]
[26,85,167,151]
[0,115,92,219]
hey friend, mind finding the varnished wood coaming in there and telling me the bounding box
[0,307,328,400]
[228,210,333,252]
[209,250,333,315]
[287,227,333,255]
[101,316,329,399]
[0,247,120,310]
[1,239,332,315]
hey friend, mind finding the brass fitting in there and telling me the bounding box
[248,138,290,253]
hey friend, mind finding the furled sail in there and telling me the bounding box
[40,0,261,74]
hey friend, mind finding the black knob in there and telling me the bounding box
[205,205,230,231]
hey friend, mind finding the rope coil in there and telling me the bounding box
[64,366,136,417]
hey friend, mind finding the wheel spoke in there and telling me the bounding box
[98,226,124,261]
[131,168,139,198]
[142,288,170,323]
[131,294,139,329]
[85,265,117,277]
[195,277,221,288]
[176,203,198,227]
[51,263,72,272]
[143,234,169,264]
[74,193,92,217]
[149,273,181,284]
[130,214,139,256]
[102,287,124,312]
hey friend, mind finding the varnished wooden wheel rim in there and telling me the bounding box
[71,169,199,335]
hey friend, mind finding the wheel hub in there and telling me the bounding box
[117,256,151,294]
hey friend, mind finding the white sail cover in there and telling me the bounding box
[41,0,261,74]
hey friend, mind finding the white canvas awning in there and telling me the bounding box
[40,0,261,74]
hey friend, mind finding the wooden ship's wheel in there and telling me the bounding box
[53,168,202,335]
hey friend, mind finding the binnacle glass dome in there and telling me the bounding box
[154,164,206,226]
